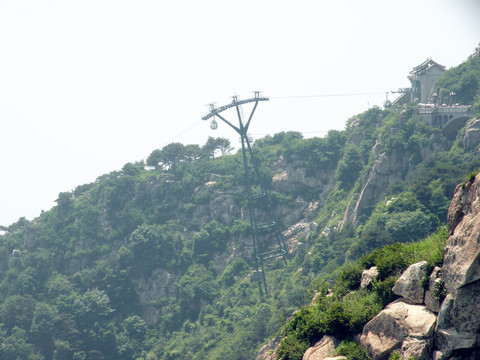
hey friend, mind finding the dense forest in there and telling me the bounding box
[0,50,479,360]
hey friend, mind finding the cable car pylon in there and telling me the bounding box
[202,91,289,295]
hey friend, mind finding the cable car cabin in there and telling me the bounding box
[12,249,20,258]
[210,119,218,130]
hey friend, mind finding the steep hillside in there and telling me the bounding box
[277,171,480,360]
[0,50,479,360]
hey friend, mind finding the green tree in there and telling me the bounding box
[0,295,35,331]
[73,289,114,329]
[336,144,363,190]
[146,149,163,169]
[116,315,148,359]
[428,179,449,221]
[203,137,234,158]
[0,326,41,360]
[30,302,59,357]
[53,339,74,360]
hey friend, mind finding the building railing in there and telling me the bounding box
[418,104,471,114]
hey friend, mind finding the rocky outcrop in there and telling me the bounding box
[295,171,480,360]
[360,300,436,360]
[463,118,480,150]
[345,150,410,225]
[424,267,443,313]
[392,260,428,304]
[342,131,447,227]
[256,338,278,360]
[133,269,178,325]
[359,173,480,359]
[271,158,336,224]
[302,335,340,360]
[434,173,480,359]
[360,266,378,289]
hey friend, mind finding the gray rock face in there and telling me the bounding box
[360,300,436,360]
[435,173,480,356]
[463,117,480,150]
[302,335,340,360]
[401,338,431,360]
[348,150,410,225]
[341,130,446,227]
[424,267,443,313]
[392,261,428,304]
[443,179,480,293]
[256,338,278,360]
[360,266,378,289]
[133,269,178,325]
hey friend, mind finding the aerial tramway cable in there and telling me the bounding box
[270,91,386,99]
[159,90,388,150]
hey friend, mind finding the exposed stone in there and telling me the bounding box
[463,118,480,150]
[360,300,436,360]
[392,261,428,304]
[133,269,178,325]
[323,357,347,360]
[446,183,466,235]
[443,177,480,293]
[283,222,317,249]
[23,225,38,249]
[347,150,410,225]
[360,266,378,289]
[424,266,443,313]
[371,139,384,158]
[424,267,443,313]
[435,173,480,355]
[349,130,364,147]
[256,338,278,360]
[435,283,480,353]
[302,335,340,360]
[401,338,431,360]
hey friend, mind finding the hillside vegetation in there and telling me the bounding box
[0,51,479,360]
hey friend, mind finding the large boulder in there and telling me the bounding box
[360,300,436,360]
[302,335,340,360]
[392,261,428,304]
[360,266,378,289]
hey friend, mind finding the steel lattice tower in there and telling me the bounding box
[202,92,289,294]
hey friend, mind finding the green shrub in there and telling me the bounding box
[371,276,399,307]
[342,290,383,334]
[433,278,447,302]
[276,335,309,360]
[468,170,479,183]
[374,244,409,280]
[388,351,400,359]
[336,263,363,293]
[323,303,352,337]
[335,339,371,360]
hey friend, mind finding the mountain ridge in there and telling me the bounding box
[0,50,479,359]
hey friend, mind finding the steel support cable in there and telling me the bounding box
[270,91,386,99]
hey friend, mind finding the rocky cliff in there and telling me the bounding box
[297,173,480,360]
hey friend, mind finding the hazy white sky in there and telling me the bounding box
[1,0,479,226]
